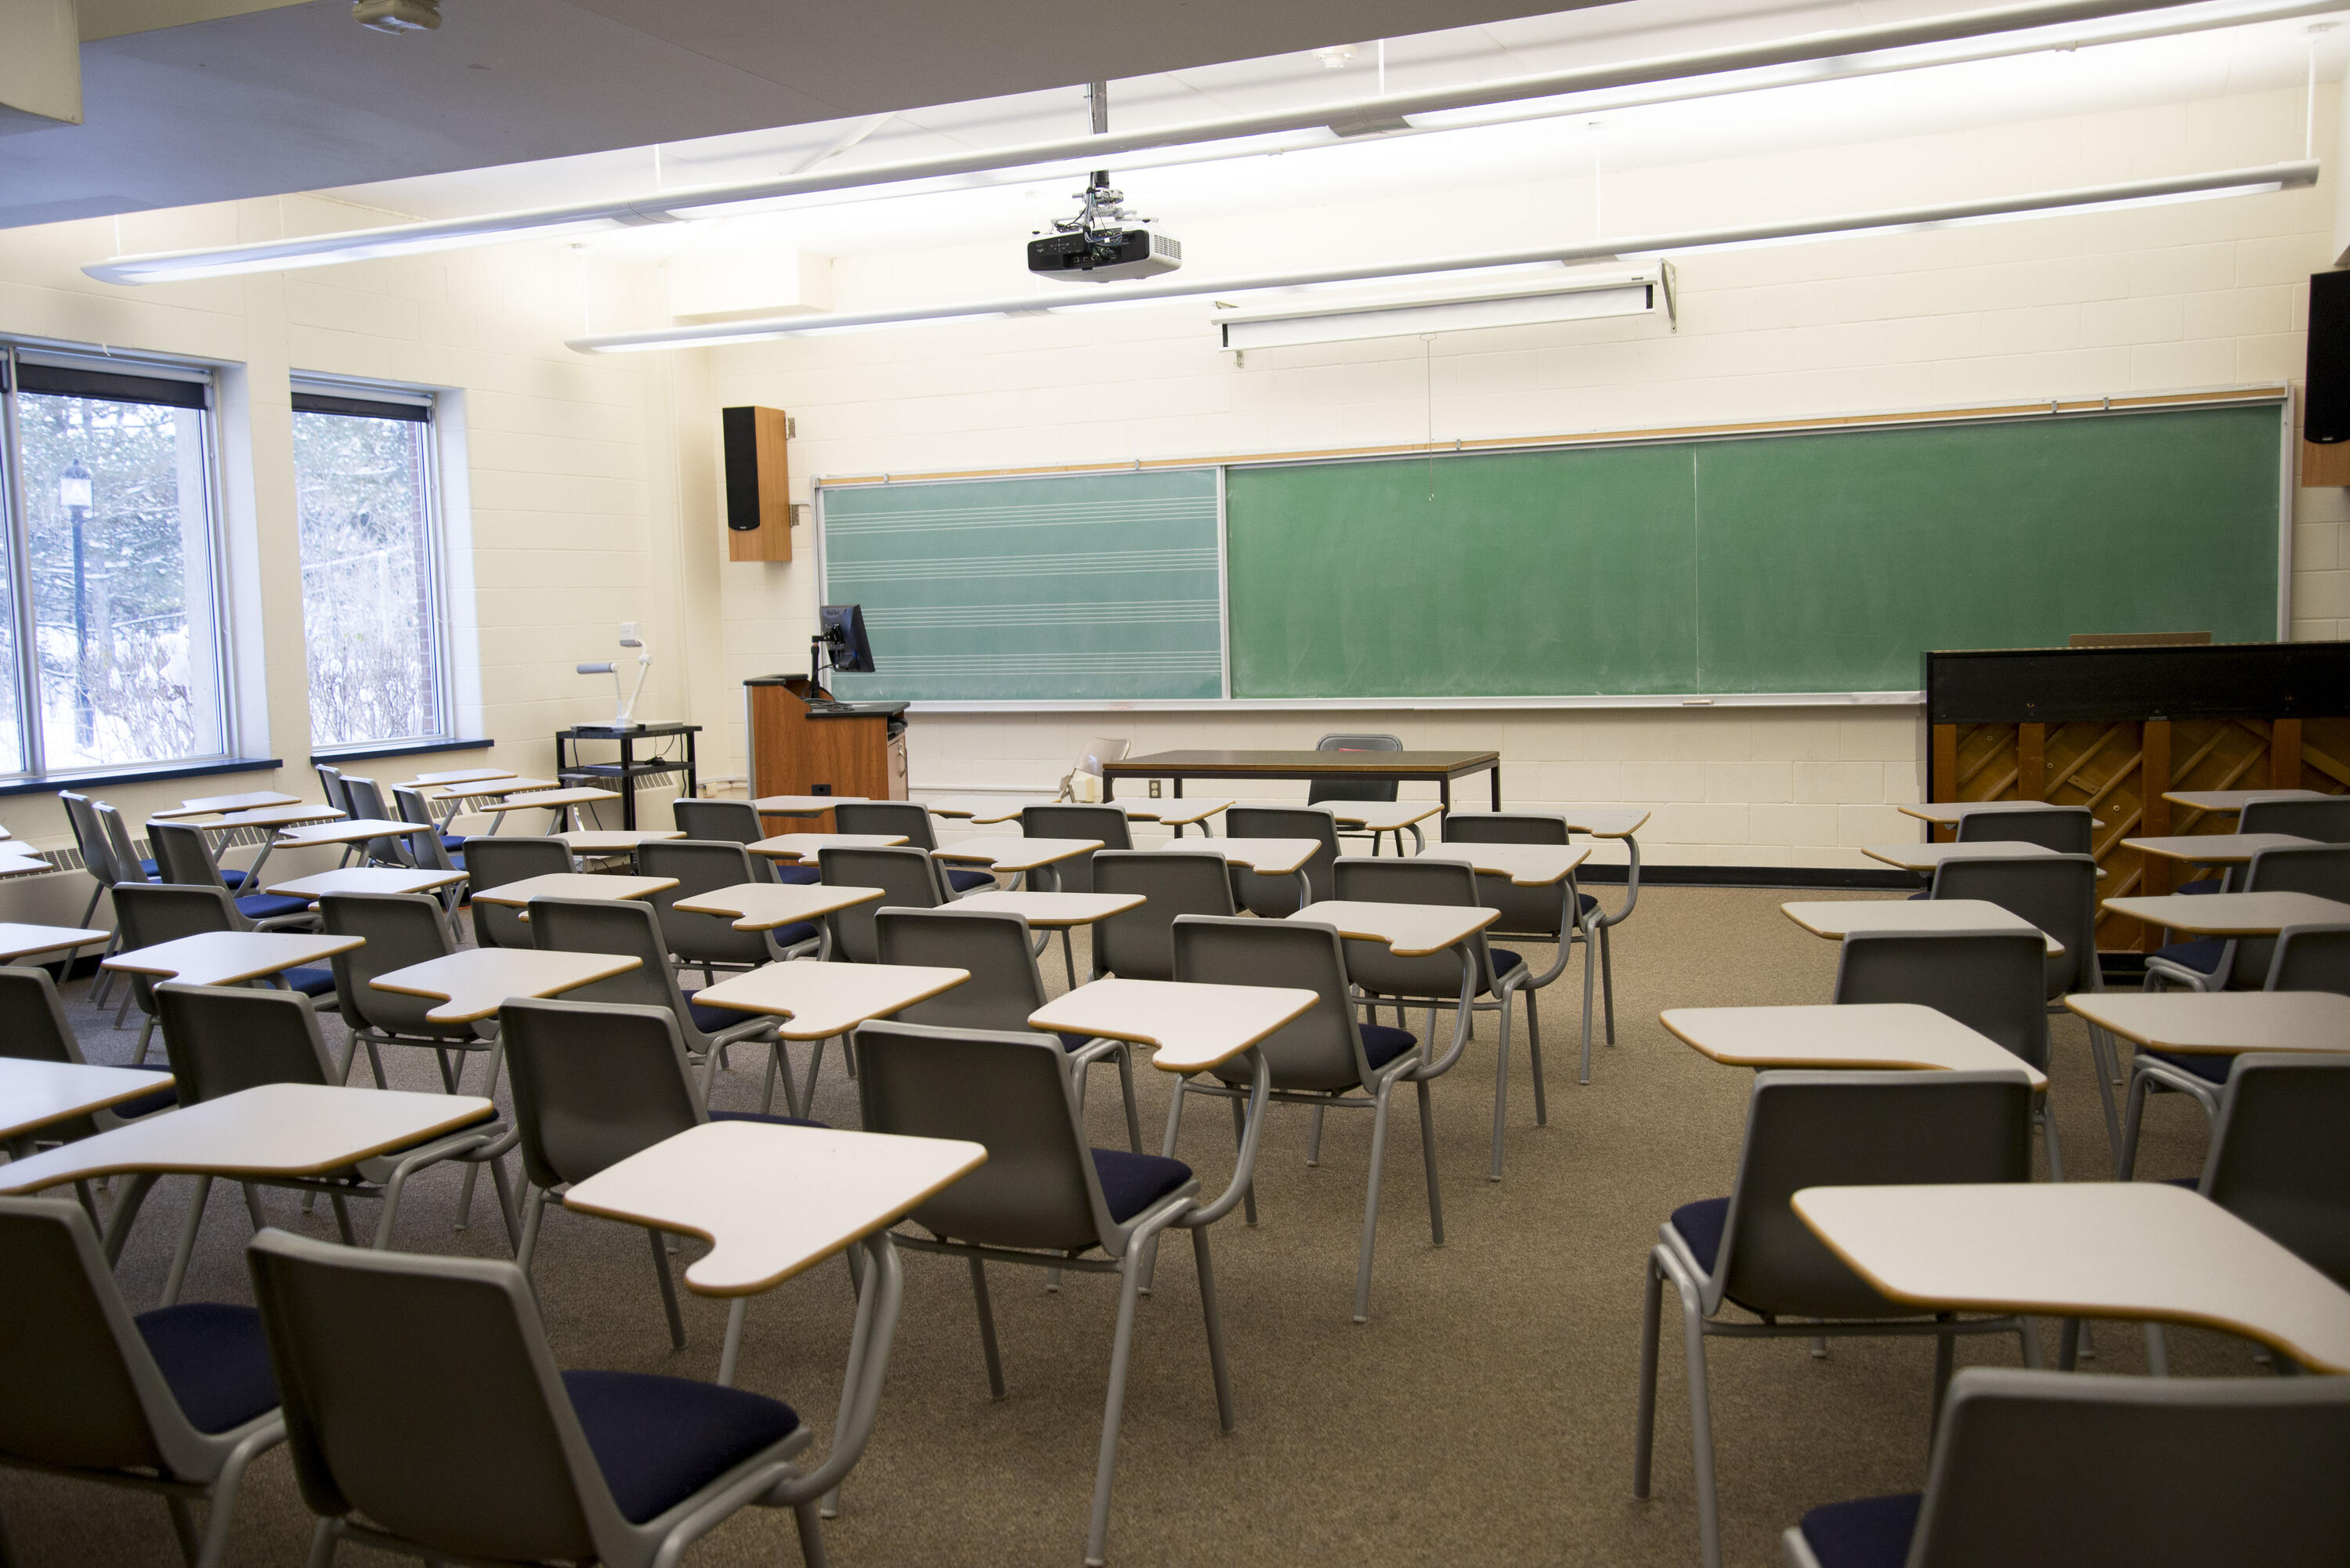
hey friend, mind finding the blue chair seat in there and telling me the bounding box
[136,1302,277,1434]
[1670,1196,1732,1275]
[219,868,252,892]
[772,864,821,887]
[237,893,313,922]
[710,1111,826,1129]
[2175,878,2225,895]
[562,1368,801,1525]
[1481,948,1525,994]
[137,858,161,878]
[2153,937,2225,979]
[284,966,338,999]
[1578,892,1598,916]
[945,867,996,893]
[766,921,816,948]
[2146,1046,2232,1086]
[439,833,468,852]
[1360,1023,1417,1071]
[1906,891,1930,901]
[118,1064,178,1118]
[685,998,755,1036]
[1090,1148,1193,1223]
[1795,1492,1922,1568]
[1057,1031,1096,1052]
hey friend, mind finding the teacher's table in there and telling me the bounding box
[1661,1003,2044,1089]
[1103,749,1503,815]
[1794,1181,2350,1373]
[564,1120,988,1399]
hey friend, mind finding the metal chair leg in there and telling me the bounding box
[1354,1083,1395,1324]
[1083,1250,1150,1567]
[1600,923,1618,1046]
[969,1256,1006,1398]
[1227,1095,1256,1227]
[1526,988,1546,1126]
[1417,1078,1444,1245]
[1191,1226,1236,1433]
[649,1227,687,1349]
[162,1175,213,1306]
[1306,1104,1325,1166]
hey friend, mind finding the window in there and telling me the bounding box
[1,349,230,777]
[290,385,450,750]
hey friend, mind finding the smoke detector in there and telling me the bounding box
[353,0,441,33]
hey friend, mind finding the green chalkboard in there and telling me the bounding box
[1227,404,2282,698]
[821,469,1223,702]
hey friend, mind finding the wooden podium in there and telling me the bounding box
[744,677,908,830]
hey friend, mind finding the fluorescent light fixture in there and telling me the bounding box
[563,160,2315,352]
[81,0,2330,286]
[1213,268,1670,349]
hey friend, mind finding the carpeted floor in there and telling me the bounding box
[4,886,2240,1568]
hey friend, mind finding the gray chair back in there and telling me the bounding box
[854,1020,1126,1254]
[1092,850,1235,981]
[1928,853,2102,998]
[146,820,226,891]
[321,893,465,1040]
[338,777,415,867]
[1171,916,1381,1091]
[671,797,764,844]
[463,837,573,950]
[876,908,1045,1031]
[833,800,940,850]
[1330,856,1509,999]
[1440,811,1574,936]
[817,845,945,963]
[390,788,464,876]
[2199,1053,2350,1288]
[1306,732,1401,805]
[635,840,773,969]
[314,763,352,816]
[525,898,708,1047]
[154,983,336,1102]
[1018,804,1130,894]
[0,965,85,1065]
[1712,1069,2034,1319]
[1900,1367,2350,1568]
[497,998,707,1191]
[2266,923,2350,994]
[60,791,116,886]
[96,804,151,887]
[1224,805,1340,915]
[1954,806,2092,854]
[245,1230,640,1564]
[1831,928,2051,1070]
[2240,794,2350,844]
[111,883,240,1018]
[2223,844,2350,987]
[0,1196,255,1481]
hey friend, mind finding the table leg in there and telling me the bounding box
[1441,779,1452,819]
[620,736,637,831]
[1490,764,1502,812]
[1173,778,1184,798]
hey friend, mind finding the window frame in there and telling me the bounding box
[0,338,238,783]
[290,378,457,754]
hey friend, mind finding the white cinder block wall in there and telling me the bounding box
[0,196,695,908]
[707,82,2350,868]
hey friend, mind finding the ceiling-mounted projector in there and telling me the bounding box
[1027,171,1181,283]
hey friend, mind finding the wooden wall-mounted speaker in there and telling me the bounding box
[721,405,791,561]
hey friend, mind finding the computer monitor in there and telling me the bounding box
[819,603,876,674]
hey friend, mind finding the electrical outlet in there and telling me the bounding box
[1148,779,1162,797]
[784,416,797,439]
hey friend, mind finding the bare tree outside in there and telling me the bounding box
[292,407,444,748]
[12,391,224,771]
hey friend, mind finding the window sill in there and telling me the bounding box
[0,757,284,798]
[309,737,494,765]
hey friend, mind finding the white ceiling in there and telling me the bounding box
[0,0,1593,229]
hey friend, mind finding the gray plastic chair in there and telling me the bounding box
[464,836,573,950]
[248,1223,887,1568]
[816,844,949,964]
[1170,914,1442,1323]
[854,1017,1247,1567]
[0,1196,286,1568]
[2240,793,2350,844]
[1444,811,1632,1065]
[60,789,118,929]
[1781,1367,2350,1568]
[147,820,299,927]
[338,775,418,868]
[111,882,340,1064]
[321,891,492,1090]
[0,966,175,1160]
[1307,732,1405,851]
[499,997,817,1360]
[1223,804,1340,916]
[96,802,154,889]
[2120,925,2350,1180]
[1634,1069,2038,1568]
[875,906,1140,1151]
[2146,843,2350,994]
[390,785,472,930]
[526,897,789,1111]
[144,982,515,1299]
[1018,803,1131,895]
[1954,804,2094,855]
[314,762,352,817]
[1090,850,1236,982]
[2195,1051,2350,1288]
[1055,735,1128,800]
[1832,927,2064,1179]
[1332,855,1534,1182]
[639,839,819,985]
[679,797,822,887]
[834,800,996,894]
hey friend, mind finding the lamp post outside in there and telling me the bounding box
[59,460,93,747]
